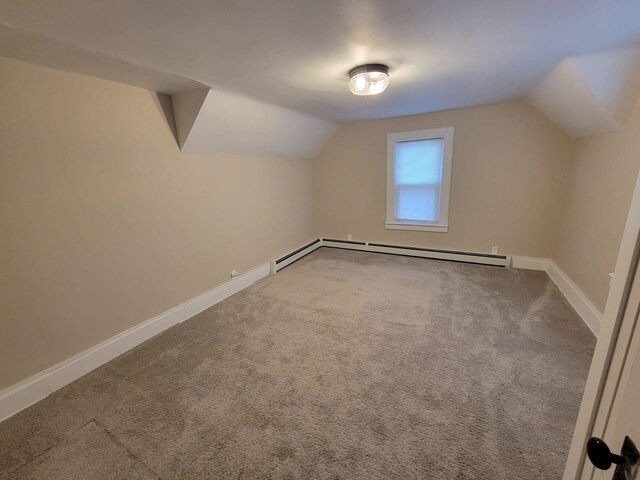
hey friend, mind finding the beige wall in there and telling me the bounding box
[3,51,636,392]
[315,101,573,257]
[0,56,315,390]
[552,99,640,313]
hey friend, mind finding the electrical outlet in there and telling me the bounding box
[491,246,498,254]
[231,270,239,278]
[347,233,352,241]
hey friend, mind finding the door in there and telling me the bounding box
[588,291,640,479]
[564,171,640,480]
[595,328,640,479]
[579,174,640,480]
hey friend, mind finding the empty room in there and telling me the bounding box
[2,1,640,479]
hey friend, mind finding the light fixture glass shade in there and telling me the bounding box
[348,64,389,96]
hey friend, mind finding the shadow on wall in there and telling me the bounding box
[154,92,179,146]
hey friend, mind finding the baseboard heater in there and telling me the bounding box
[322,238,510,267]
[271,238,322,273]
[272,238,511,272]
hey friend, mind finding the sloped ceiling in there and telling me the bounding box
[572,44,640,125]
[528,59,617,138]
[527,44,640,138]
[1,1,640,150]
[173,88,336,158]
[0,23,200,94]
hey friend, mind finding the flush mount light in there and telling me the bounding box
[348,64,389,96]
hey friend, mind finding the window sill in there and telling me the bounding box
[385,222,449,233]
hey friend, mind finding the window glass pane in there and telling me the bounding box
[395,138,444,185]
[394,137,444,222]
[396,184,441,222]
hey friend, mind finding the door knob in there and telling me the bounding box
[587,437,625,470]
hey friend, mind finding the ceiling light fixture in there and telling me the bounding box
[348,64,389,96]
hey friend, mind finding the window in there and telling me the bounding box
[386,127,454,232]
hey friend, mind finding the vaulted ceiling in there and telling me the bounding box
[1,0,640,154]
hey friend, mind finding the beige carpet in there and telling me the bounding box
[0,248,595,479]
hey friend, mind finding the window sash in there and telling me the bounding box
[394,183,441,223]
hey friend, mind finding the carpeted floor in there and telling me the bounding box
[0,248,595,479]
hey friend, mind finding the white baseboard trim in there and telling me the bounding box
[546,261,602,336]
[0,245,602,422]
[509,256,601,336]
[0,262,271,423]
[510,255,550,271]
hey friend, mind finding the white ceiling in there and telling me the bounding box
[1,0,640,124]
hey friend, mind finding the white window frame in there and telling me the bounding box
[386,127,454,233]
